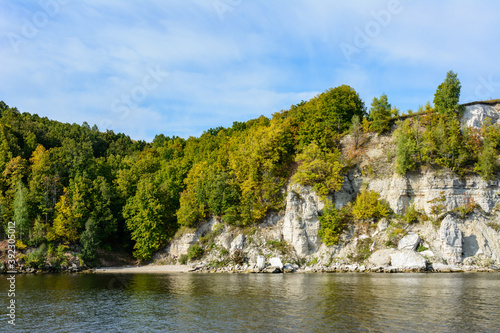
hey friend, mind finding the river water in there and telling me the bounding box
[1,272,499,332]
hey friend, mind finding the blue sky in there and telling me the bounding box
[1,0,500,141]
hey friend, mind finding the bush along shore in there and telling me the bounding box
[0,241,91,274]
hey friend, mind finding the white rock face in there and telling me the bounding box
[390,250,427,270]
[256,256,266,271]
[230,234,245,252]
[462,103,500,129]
[218,232,233,250]
[269,257,283,269]
[398,232,420,251]
[164,232,197,259]
[367,249,396,267]
[282,184,324,256]
[365,170,499,215]
[460,213,500,263]
[440,215,463,265]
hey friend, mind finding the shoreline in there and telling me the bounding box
[93,264,191,274]
[2,262,499,275]
[95,263,500,274]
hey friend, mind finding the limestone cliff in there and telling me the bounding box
[155,103,500,272]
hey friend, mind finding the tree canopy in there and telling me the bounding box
[433,70,461,115]
[0,84,367,261]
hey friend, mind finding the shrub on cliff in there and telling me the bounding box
[187,244,204,261]
[352,189,389,220]
[318,202,349,246]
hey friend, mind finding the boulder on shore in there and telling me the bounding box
[367,249,396,267]
[269,257,284,270]
[390,250,427,271]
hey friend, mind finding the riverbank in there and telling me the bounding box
[186,262,500,274]
[94,264,191,274]
[2,262,499,274]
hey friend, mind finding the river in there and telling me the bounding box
[2,272,499,332]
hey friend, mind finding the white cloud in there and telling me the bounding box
[1,0,500,140]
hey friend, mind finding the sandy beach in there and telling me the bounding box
[94,265,191,274]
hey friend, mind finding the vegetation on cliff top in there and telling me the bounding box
[1,71,498,263]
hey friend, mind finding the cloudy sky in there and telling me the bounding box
[1,0,500,141]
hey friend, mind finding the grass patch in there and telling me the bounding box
[267,240,290,255]
[348,238,372,262]
[307,257,318,266]
[417,244,428,252]
[199,224,224,246]
[487,222,500,232]
[385,225,407,248]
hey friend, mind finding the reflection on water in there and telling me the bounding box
[2,273,499,332]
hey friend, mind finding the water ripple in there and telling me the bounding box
[2,272,500,332]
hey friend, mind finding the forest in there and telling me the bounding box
[2,71,499,264]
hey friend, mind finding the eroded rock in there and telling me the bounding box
[367,249,396,267]
[398,232,420,251]
[440,215,463,265]
[230,234,245,253]
[256,256,266,271]
[269,257,283,270]
[390,250,427,271]
[282,184,323,256]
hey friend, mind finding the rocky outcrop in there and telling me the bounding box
[398,233,420,251]
[461,103,500,129]
[282,184,324,256]
[460,213,500,263]
[256,256,265,271]
[230,234,245,253]
[439,215,463,265]
[360,171,500,216]
[367,248,427,271]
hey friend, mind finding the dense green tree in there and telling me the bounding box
[80,218,100,264]
[349,115,362,149]
[294,85,366,149]
[90,176,117,241]
[394,119,418,175]
[124,175,176,260]
[433,70,461,115]
[369,94,392,133]
[13,181,30,240]
[475,140,498,180]
[49,188,80,243]
[475,124,500,180]
[28,145,53,221]
[291,142,344,196]
[0,123,18,171]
